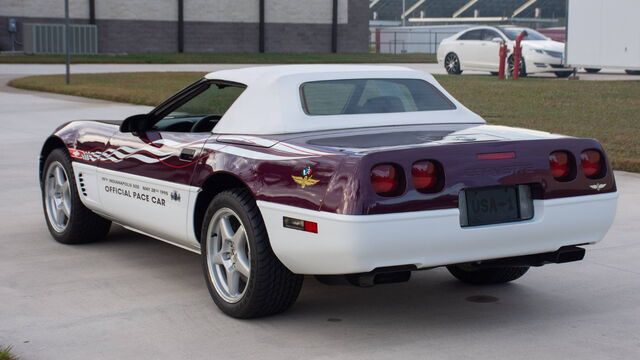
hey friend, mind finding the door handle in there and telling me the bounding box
[179,148,198,161]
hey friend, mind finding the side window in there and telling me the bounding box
[482,30,501,41]
[458,30,482,40]
[152,83,245,132]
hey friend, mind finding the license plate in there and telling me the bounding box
[460,185,533,227]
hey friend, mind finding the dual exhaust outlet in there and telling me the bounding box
[316,246,586,288]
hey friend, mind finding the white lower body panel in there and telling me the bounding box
[258,192,618,275]
[72,162,202,250]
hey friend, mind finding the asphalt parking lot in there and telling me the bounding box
[1,64,639,359]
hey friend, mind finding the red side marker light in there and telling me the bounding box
[283,217,318,233]
[477,152,516,160]
[303,221,318,233]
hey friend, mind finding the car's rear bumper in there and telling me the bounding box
[258,192,618,275]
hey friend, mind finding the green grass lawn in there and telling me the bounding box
[0,52,435,64]
[9,72,640,172]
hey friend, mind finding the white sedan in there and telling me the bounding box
[437,26,574,78]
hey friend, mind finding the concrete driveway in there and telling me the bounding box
[1,65,639,360]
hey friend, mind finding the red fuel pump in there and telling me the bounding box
[498,42,508,79]
[512,30,528,80]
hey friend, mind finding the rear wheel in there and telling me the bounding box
[447,264,529,285]
[42,148,111,244]
[490,72,499,76]
[625,70,640,75]
[585,68,601,73]
[444,53,462,75]
[201,189,303,318]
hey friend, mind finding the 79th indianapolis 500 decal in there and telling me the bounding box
[101,176,180,206]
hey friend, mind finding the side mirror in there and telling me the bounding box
[120,114,148,133]
[491,37,504,44]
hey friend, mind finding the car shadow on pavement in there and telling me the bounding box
[85,226,587,331]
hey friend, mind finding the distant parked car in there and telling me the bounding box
[437,26,574,78]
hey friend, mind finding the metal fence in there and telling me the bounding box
[370,28,461,54]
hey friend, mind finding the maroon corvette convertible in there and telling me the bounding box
[40,65,618,318]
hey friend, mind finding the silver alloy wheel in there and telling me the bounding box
[205,207,251,303]
[508,56,525,76]
[445,54,459,73]
[44,161,72,233]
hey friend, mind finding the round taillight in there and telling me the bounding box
[581,150,604,178]
[371,164,401,196]
[549,151,573,180]
[412,160,440,192]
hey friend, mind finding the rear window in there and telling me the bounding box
[300,79,456,116]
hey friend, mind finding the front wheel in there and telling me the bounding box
[507,56,527,77]
[444,53,462,75]
[42,148,111,244]
[447,264,529,285]
[626,70,640,75]
[201,189,303,318]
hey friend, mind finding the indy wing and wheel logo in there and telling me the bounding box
[292,166,319,189]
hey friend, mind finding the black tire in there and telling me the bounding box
[625,70,640,75]
[444,53,463,75]
[41,148,111,244]
[507,56,527,77]
[200,189,303,318]
[447,264,529,285]
[490,72,499,76]
[554,71,572,78]
[585,68,601,73]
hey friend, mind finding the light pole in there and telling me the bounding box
[64,0,70,84]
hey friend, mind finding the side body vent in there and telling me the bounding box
[78,172,88,197]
